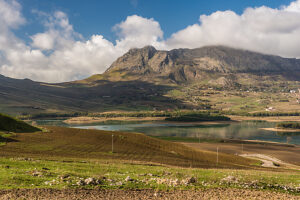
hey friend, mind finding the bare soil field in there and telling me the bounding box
[0,188,299,200]
[230,115,300,122]
[0,126,255,169]
[183,142,300,166]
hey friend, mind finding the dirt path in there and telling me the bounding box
[0,189,299,200]
[182,142,300,166]
[240,154,300,170]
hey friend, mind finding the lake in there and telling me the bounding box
[35,120,300,145]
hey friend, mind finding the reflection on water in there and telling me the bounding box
[35,120,300,145]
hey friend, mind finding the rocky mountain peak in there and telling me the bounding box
[104,45,300,83]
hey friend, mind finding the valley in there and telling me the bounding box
[0,46,299,117]
[0,46,300,199]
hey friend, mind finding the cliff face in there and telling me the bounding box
[104,45,300,83]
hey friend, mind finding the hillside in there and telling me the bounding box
[100,45,300,83]
[0,46,299,115]
[0,113,40,133]
[0,126,255,168]
[0,127,299,197]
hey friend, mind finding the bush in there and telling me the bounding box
[276,122,300,129]
[165,113,230,122]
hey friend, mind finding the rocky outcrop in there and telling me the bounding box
[104,45,300,83]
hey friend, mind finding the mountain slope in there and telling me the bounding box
[0,113,40,133]
[0,46,299,115]
[101,45,300,83]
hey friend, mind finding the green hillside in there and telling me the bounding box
[0,113,40,133]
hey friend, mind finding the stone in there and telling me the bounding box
[125,176,133,182]
[76,180,85,186]
[222,175,239,183]
[84,177,101,185]
[187,177,196,184]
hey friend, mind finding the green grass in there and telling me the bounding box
[0,157,298,194]
[0,113,41,133]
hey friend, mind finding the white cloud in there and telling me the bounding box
[30,11,81,50]
[0,0,24,29]
[1,0,300,82]
[31,33,55,50]
[284,0,300,12]
[165,1,300,58]
[1,11,164,82]
[114,15,164,49]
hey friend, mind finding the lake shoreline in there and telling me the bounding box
[261,128,300,132]
[64,116,234,125]
[182,141,300,166]
[63,116,166,124]
[64,115,300,125]
[229,115,300,122]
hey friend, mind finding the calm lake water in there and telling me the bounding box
[35,120,300,145]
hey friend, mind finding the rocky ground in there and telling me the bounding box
[0,188,299,200]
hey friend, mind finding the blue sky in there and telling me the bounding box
[1,0,300,82]
[18,0,293,42]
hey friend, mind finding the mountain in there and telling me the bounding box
[0,46,299,116]
[99,45,300,83]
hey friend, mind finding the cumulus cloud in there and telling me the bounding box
[1,0,300,82]
[114,15,164,49]
[165,1,300,57]
[0,11,164,82]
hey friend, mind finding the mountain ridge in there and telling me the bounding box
[100,45,300,83]
[0,45,299,115]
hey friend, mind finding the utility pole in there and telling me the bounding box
[217,147,219,165]
[112,134,114,153]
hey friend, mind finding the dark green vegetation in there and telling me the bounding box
[21,110,220,120]
[276,122,300,129]
[0,113,40,133]
[247,112,300,117]
[0,46,299,116]
[165,113,230,122]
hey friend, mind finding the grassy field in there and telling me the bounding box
[0,157,299,194]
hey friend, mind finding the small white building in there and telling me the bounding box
[265,107,274,111]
